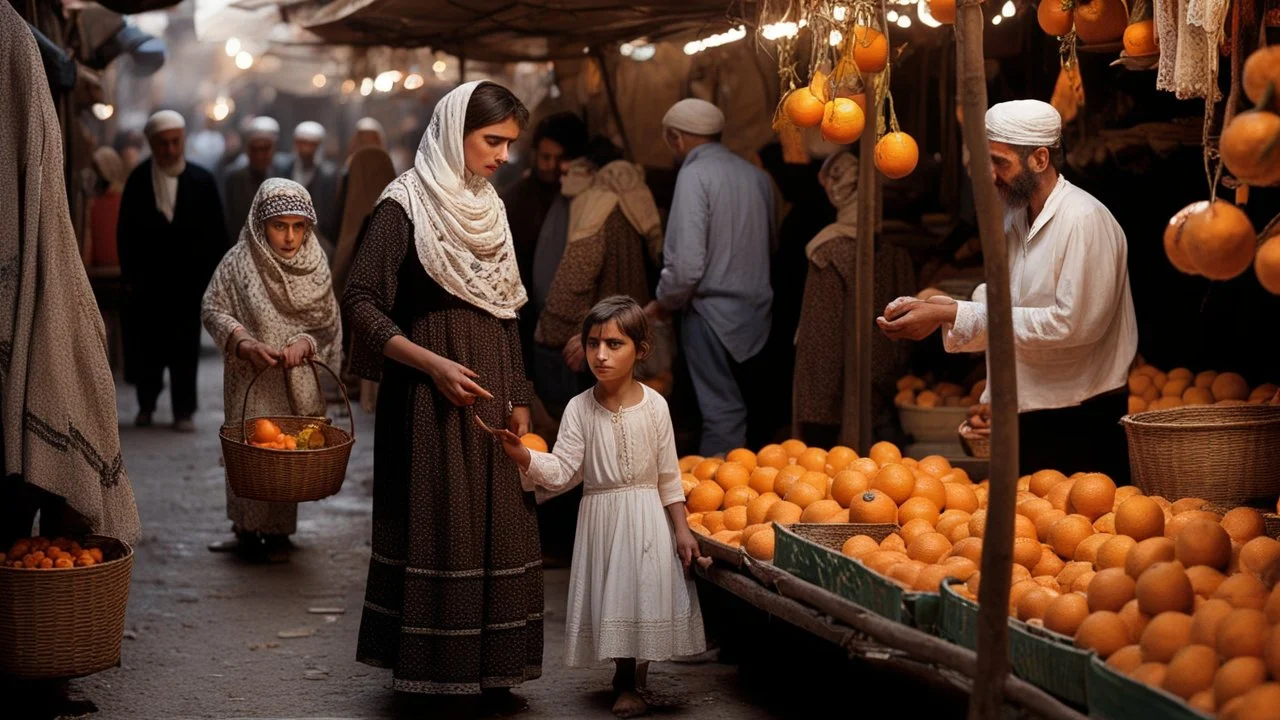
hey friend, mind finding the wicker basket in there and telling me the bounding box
[958,421,990,458]
[899,405,970,443]
[1121,405,1280,506]
[0,535,133,679]
[220,360,355,503]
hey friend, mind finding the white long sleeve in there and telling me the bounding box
[653,402,685,507]
[521,397,586,503]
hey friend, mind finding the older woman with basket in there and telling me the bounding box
[344,81,541,712]
[202,178,342,563]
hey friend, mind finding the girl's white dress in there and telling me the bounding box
[522,384,706,666]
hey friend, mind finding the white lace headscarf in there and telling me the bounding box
[377,81,527,319]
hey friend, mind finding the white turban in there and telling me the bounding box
[662,98,725,136]
[144,110,185,137]
[294,121,325,142]
[355,117,385,139]
[985,100,1062,147]
[247,116,280,143]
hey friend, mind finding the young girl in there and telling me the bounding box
[491,295,704,718]
[202,179,342,562]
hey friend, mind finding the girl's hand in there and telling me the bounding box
[562,337,585,372]
[237,339,280,371]
[674,526,701,570]
[280,339,314,369]
[425,355,494,407]
[476,415,531,470]
[509,405,532,437]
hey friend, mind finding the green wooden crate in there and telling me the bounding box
[772,523,939,630]
[1009,620,1092,707]
[1087,654,1212,720]
[939,577,978,648]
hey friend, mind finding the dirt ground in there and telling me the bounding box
[13,342,972,720]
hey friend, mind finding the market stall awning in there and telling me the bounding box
[298,0,754,61]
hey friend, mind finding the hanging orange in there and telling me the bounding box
[1073,0,1128,44]
[849,26,888,73]
[785,88,826,128]
[929,0,957,23]
[820,98,866,145]
[1180,200,1257,281]
[1219,110,1280,187]
[1163,201,1208,276]
[1256,232,1280,295]
[1243,47,1280,113]
[1122,20,1159,57]
[1038,0,1075,36]
[875,132,919,179]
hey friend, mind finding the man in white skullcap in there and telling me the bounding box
[276,121,340,255]
[118,109,230,432]
[350,116,386,154]
[645,98,776,455]
[878,99,1137,483]
[222,115,284,242]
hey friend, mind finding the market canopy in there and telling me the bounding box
[296,0,755,61]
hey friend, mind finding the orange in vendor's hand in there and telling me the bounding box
[820,98,865,145]
[875,132,920,179]
[519,433,548,452]
[251,418,283,444]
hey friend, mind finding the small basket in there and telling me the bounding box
[898,405,970,444]
[958,421,990,458]
[1121,405,1280,506]
[0,535,133,679]
[220,360,355,503]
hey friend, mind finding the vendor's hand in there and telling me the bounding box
[478,415,532,470]
[425,356,493,407]
[509,405,532,437]
[237,339,280,371]
[877,301,957,341]
[643,300,670,323]
[675,526,701,570]
[280,339,314,369]
[562,336,586,372]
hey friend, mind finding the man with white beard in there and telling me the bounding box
[117,110,230,432]
[877,99,1137,483]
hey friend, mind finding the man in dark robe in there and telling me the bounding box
[499,112,587,371]
[117,110,229,431]
[275,121,340,257]
[222,115,282,243]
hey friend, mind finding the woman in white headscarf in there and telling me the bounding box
[344,81,542,708]
[202,178,342,562]
[792,151,915,447]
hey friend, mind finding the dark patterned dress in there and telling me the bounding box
[344,200,543,695]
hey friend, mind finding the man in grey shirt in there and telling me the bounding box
[646,99,775,455]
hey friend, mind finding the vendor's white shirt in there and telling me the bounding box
[944,175,1137,412]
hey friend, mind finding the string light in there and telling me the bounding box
[761,21,801,40]
[991,14,1003,24]
[234,51,254,70]
[897,14,912,27]
[829,29,843,46]
[833,4,848,21]
[312,74,327,88]
[683,25,747,55]
[403,73,425,90]
[91,103,114,120]
[341,79,356,94]
[432,59,447,74]
[374,70,403,93]
[207,96,233,121]
[359,77,374,96]
[631,44,656,61]
[224,38,240,57]
[918,0,943,27]
[1001,0,1017,16]
[887,9,900,21]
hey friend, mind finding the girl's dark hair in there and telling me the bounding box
[464,82,531,136]
[580,296,650,359]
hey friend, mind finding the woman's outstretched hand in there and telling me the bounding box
[509,405,532,437]
[426,356,493,407]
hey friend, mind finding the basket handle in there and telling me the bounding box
[239,359,356,443]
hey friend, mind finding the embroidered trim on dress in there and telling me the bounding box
[401,625,482,636]
[370,551,406,566]
[583,484,658,496]
[363,600,402,617]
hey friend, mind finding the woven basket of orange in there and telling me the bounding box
[895,376,982,443]
[0,534,133,679]
[1121,404,1280,507]
[220,360,355,503]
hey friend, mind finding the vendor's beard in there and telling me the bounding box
[995,167,1037,208]
[157,158,186,177]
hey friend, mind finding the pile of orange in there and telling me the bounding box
[248,419,330,451]
[894,375,986,409]
[1,537,105,569]
[1127,361,1275,414]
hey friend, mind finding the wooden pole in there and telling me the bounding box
[953,3,1022,720]
[593,48,635,162]
[842,78,879,451]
